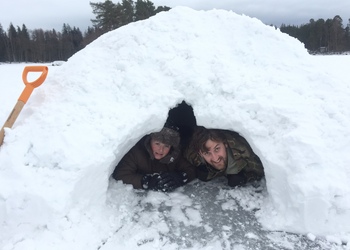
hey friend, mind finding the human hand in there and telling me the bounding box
[227,173,247,187]
[158,171,188,192]
[141,173,161,190]
[196,164,210,181]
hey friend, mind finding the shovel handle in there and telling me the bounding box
[1,100,25,131]
[0,100,26,146]
[19,66,48,103]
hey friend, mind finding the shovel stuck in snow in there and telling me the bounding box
[0,66,48,146]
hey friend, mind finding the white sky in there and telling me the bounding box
[0,0,350,32]
[0,7,349,249]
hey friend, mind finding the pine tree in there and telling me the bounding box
[7,24,19,62]
[330,15,345,51]
[345,19,350,50]
[90,0,119,32]
[0,24,8,62]
[119,0,135,26]
[31,28,46,62]
[18,24,31,62]
[134,0,156,21]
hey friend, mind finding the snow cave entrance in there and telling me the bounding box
[112,100,264,187]
[166,100,197,150]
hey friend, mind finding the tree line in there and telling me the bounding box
[1,0,349,63]
[0,0,170,63]
[280,15,350,53]
[0,23,84,63]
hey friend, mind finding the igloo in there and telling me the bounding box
[1,7,350,248]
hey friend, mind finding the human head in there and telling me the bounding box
[191,126,228,170]
[150,127,180,160]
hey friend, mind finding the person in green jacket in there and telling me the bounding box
[112,124,196,192]
[184,126,264,187]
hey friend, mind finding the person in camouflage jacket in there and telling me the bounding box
[184,126,264,187]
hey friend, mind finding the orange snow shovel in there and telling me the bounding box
[0,65,48,146]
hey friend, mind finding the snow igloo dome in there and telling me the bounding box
[1,6,350,248]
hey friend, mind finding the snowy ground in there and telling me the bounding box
[102,179,345,250]
[1,7,350,250]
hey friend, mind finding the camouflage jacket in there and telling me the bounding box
[184,129,264,183]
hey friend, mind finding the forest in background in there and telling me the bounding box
[1,0,349,63]
[0,0,169,63]
[280,16,350,53]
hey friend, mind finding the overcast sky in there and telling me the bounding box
[1,0,350,32]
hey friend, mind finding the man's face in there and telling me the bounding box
[199,139,227,170]
[150,139,171,160]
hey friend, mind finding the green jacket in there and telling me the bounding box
[185,129,264,183]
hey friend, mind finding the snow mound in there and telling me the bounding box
[1,6,350,248]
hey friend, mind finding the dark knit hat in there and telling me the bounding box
[151,127,180,147]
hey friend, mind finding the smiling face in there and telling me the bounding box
[199,139,227,171]
[150,138,171,160]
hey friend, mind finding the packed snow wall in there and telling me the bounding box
[1,7,349,240]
